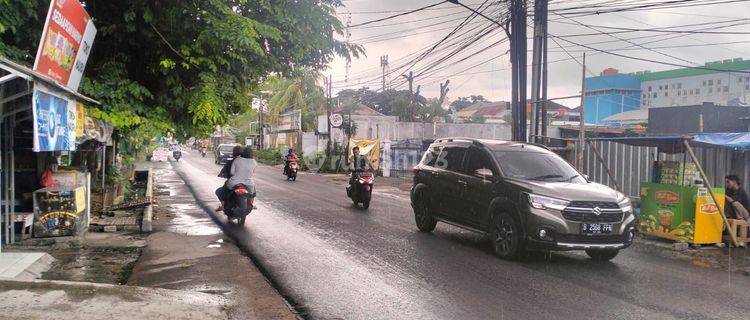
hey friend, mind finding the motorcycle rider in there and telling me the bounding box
[283,148,297,175]
[215,145,243,211]
[226,146,258,210]
[347,146,373,194]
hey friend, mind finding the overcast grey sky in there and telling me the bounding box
[325,0,750,107]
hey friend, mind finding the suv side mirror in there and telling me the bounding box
[474,168,494,180]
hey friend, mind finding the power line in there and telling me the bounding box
[347,1,449,28]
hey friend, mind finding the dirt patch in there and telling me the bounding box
[41,246,143,284]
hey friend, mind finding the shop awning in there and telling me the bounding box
[0,56,100,106]
[589,133,750,153]
[692,132,750,150]
[588,135,689,153]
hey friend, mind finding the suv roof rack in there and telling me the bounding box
[434,137,482,145]
[433,137,551,151]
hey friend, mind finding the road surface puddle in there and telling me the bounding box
[207,239,224,248]
[167,203,221,235]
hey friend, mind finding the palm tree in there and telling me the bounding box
[262,70,326,131]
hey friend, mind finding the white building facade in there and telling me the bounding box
[639,58,750,108]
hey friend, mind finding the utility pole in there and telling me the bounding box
[578,53,587,171]
[380,55,389,92]
[325,75,333,158]
[259,93,266,149]
[508,0,527,141]
[530,0,547,143]
[541,23,549,142]
[403,71,419,121]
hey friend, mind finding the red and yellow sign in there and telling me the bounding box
[654,190,680,205]
[34,0,97,91]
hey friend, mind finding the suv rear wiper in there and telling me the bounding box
[529,174,564,181]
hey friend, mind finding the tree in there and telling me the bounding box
[0,0,362,148]
[449,95,489,111]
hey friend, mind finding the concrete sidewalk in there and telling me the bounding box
[126,161,297,320]
[0,278,227,320]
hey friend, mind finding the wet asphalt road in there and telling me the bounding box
[171,151,750,320]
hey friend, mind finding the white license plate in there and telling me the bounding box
[581,223,613,234]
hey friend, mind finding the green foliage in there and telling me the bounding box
[336,88,445,122]
[0,0,361,156]
[449,95,489,112]
[255,149,282,165]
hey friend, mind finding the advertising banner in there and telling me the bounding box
[33,0,97,91]
[348,139,381,169]
[32,84,76,152]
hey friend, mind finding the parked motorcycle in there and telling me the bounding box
[172,150,182,162]
[200,147,207,157]
[284,156,298,181]
[347,170,374,209]
[225,184,253,226]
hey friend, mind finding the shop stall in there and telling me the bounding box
[0,57,100,247]
[588,134,750,246]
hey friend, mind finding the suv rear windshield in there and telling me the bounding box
[219,145,235,153]
[493,151,583,182]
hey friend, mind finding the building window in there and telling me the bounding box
[708,79,713,85]
[696,88,700,94]
[717,79,722,85]
[677,91,681,96]
[745,77,749,82]
[648,86,652,92]
[689,89,693,95]
[746,84,749,90]
[739,77,744,83]
[677,83,682,89]
[702,80,706,86]
[724,86,729,92]
[665,92,668,97]
[709,87,713,93]
[653,93,657,98]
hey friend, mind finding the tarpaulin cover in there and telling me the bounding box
[590,133,750,153]
[588,136,688,154]
[692,132,750,150]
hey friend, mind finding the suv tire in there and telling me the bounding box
[413,190,437,232]
[490,212,525,260]
[585,249,619,261]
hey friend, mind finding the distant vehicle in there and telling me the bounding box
[151,148,169,162]
[215,144,239,165]
[410,138,636,261]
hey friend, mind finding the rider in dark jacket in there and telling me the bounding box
[215,146,243,211]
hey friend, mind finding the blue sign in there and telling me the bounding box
[32,86,76,152]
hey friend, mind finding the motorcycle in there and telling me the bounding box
[225,184,253,226]
[172,150,182,162]
[284,156,298,181]
[200,147,207,157]
[347,170,374,209]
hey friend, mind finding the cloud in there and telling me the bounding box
[328,1,750,108]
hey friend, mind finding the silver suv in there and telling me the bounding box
[410,138,636,261]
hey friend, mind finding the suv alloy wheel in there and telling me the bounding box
[413,191,437,232]
[490,212,525,260]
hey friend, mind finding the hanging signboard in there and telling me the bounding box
[32,84,76,152]
[75,102,86,138]
[33,0,97,92]
[278,110,302,132]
